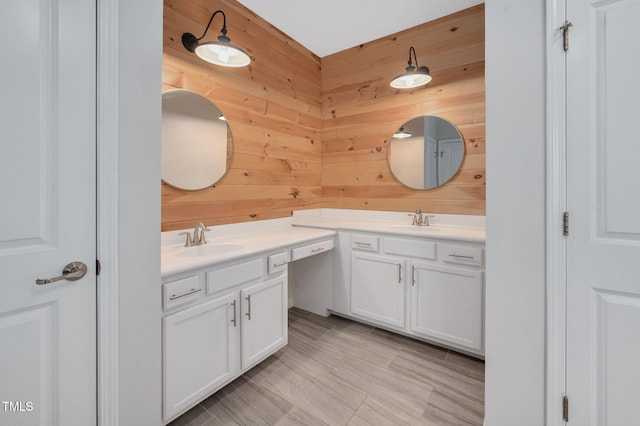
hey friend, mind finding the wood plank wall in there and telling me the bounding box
[321,4,485,214]
[162,0,323,231]
[162,1,485,230]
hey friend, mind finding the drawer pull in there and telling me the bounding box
[169,287,201,301]
[448,254,475,260]
[412,265,416,286]
[398,264,402,284]
[353,241,372,246]
[245,295,252,320]
[311,247,325,253]
[272,260,289,268]
[231,299,237,327]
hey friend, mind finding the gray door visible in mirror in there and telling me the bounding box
[161,89,234,191]
[388,116,464,190]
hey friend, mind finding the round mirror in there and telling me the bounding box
[161,89,234,191]
[388,116,464,190]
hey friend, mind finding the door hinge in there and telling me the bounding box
[563,395,569,422]
[563,212,570,236]
[559,20,573,52]
[96,259,101,276]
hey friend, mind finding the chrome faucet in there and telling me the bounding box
[194,222,210,245]
[408,209,434,226]
[178,221,210,247]
[408,208,422,225]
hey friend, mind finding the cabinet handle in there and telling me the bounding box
[412,265,416,286]
[231,299,237,327]
[448,254,475,260]
[311,247,325,253]
[353,241,371,247]
[398,264,402,284]
[169,288,201,301]
[273,260,288,268]
[245,295,251,320]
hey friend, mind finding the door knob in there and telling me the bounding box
[36,262,88,285]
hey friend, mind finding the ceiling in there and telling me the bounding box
[235,0,484,57]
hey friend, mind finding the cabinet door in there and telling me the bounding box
[241,274,288,370]
[351,253,405,328]
[410,262,483,351]
[163,293,238,421]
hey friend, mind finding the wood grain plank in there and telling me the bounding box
[162,1,485,229]
[320,4,485,217]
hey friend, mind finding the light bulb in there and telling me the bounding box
[404,75,416,86]
[218,47,229,63]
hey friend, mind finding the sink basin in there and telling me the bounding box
[176,243,244,258]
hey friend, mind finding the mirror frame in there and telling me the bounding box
[387,115,465,190]
[161,88,234,191]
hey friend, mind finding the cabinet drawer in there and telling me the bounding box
[383,237,436,260]
[268,251,290,275]
[351,234,379,252]
[163,275,203,311]
[291,239,334,261]
[441,244,484,267]
[206,258,264,295]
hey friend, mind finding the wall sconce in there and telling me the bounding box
[393,126,412,139]
[182,9,251,67]
[390,46,432,89]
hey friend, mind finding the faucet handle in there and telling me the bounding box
[178,232,193,247]
[422,215,436,226]
[198,227,210,244]
[408,213,418,225]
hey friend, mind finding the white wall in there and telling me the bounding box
[390,136,425,188]
[485,1,546,425]
[117,0,163,423]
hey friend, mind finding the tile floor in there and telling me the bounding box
[169,308,485,426]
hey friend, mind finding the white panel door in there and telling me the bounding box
[0,1,96,425]
[566,0,640,424]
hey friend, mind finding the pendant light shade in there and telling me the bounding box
[182,9,251,67]
[393,126,412,139]
[390,46,432,89]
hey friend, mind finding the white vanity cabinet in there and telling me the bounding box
[409,242,484,351]
[162,257,288,423]
[336,230,485,356]
[161,230,335,424]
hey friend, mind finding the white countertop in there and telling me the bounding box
[161,209,485,277]
[292,209,486,243]
[161,225,336,277]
